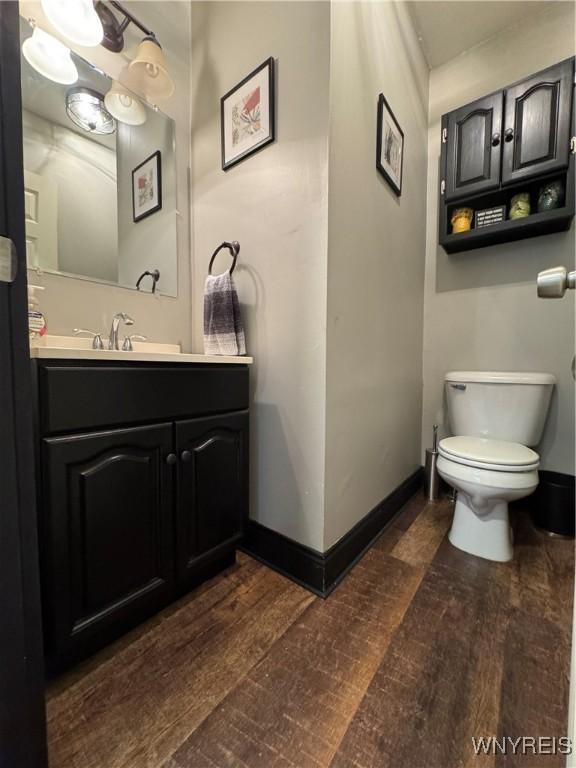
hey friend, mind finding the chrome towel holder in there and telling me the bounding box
[208,241,240,276]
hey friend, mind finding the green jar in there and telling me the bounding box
[509,192,530,220]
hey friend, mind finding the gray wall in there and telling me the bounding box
[190,2,330,550]
[324,2,429,549]
[189,1,431,552]
[422,2,576,475]
[21,1,192,349]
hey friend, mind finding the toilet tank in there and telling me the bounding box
[445,371,556,446]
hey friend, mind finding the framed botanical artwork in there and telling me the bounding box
[376,94,404,196]
[221,57,275,171]
[132,150,162,222]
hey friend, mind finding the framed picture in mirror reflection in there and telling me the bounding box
[132,150,162,222]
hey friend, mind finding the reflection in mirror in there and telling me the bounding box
[19,17,178,296]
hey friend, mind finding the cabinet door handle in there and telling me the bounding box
[504,128,514,142]
[491,132,500,147]
[181,450,192,463]
[166,453,177,465]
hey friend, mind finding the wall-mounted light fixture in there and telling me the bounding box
[94,1,125,53]
[31,0,175,103]
[129,36,174,101]
[104,79,147,126]
[22,26,78,84]
[95,1,175,101]
[41,0,104,47]
[65,87,115,134]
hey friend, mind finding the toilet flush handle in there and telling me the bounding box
[450,383,466,391]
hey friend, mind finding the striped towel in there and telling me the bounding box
[203,271,246,356]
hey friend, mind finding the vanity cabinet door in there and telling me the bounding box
[502,59,574,186]
[175,412,248,585]
[444,92,504,201]
[42,423,175,662]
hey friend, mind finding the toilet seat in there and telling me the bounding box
[439,436,539,472]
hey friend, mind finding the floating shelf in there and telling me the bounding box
[439,155,575,254]
[440,203,574,254]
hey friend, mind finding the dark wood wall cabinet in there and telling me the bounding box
[33,359,249,669]
[440,58,575,253]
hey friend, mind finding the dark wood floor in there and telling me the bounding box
[46,494,574,768]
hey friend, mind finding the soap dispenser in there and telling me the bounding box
[28,284,47,340]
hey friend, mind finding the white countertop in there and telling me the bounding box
[30,336,253,365]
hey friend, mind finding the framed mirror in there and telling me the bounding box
[19,17,178,297]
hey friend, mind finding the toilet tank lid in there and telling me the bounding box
[445,371,556,385]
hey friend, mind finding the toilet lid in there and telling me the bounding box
[438,436,540,472]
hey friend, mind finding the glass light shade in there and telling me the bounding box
[65,87,115,134]
[104,81,147,126]
[41,0,104,47]
[129,37,175,101]
[22,27,78,85]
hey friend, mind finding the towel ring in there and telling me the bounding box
[208,240,240,276]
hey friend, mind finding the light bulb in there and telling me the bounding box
[104,81,147,126]
[22,27,78,85]
[129,37,175,101]
[41,0,104,47]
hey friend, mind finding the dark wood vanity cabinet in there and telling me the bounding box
[440,57,575,252]
[33,360,249,668]
[176,412,248,587]
[43,424,176,660]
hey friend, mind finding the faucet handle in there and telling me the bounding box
[122,334,147,352]
[74,328,104,350]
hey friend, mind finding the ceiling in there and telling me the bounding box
[406,1,556,68]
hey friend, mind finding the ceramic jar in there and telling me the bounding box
[538,180,565,212]
[509,192,531,220]
[451,207,474,233]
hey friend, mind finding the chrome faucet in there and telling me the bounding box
[108,312,134,350]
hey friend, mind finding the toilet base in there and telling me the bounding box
[448,496,513,562]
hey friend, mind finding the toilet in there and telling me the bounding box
[437,371,555,562]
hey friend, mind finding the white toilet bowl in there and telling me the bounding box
[437,436,540,562]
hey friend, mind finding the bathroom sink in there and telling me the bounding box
[29,335,253,365]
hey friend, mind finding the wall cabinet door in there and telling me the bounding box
[502,59,574,185]
[445,92,503,201]
[42,423,174,660]
[176,411,248,585]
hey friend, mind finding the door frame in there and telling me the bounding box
[0,2,48,765]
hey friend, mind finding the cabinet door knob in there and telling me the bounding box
[491,132,500,147]
[504,128,514,142]
[181,450,192,463]
[166,453,177,465]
